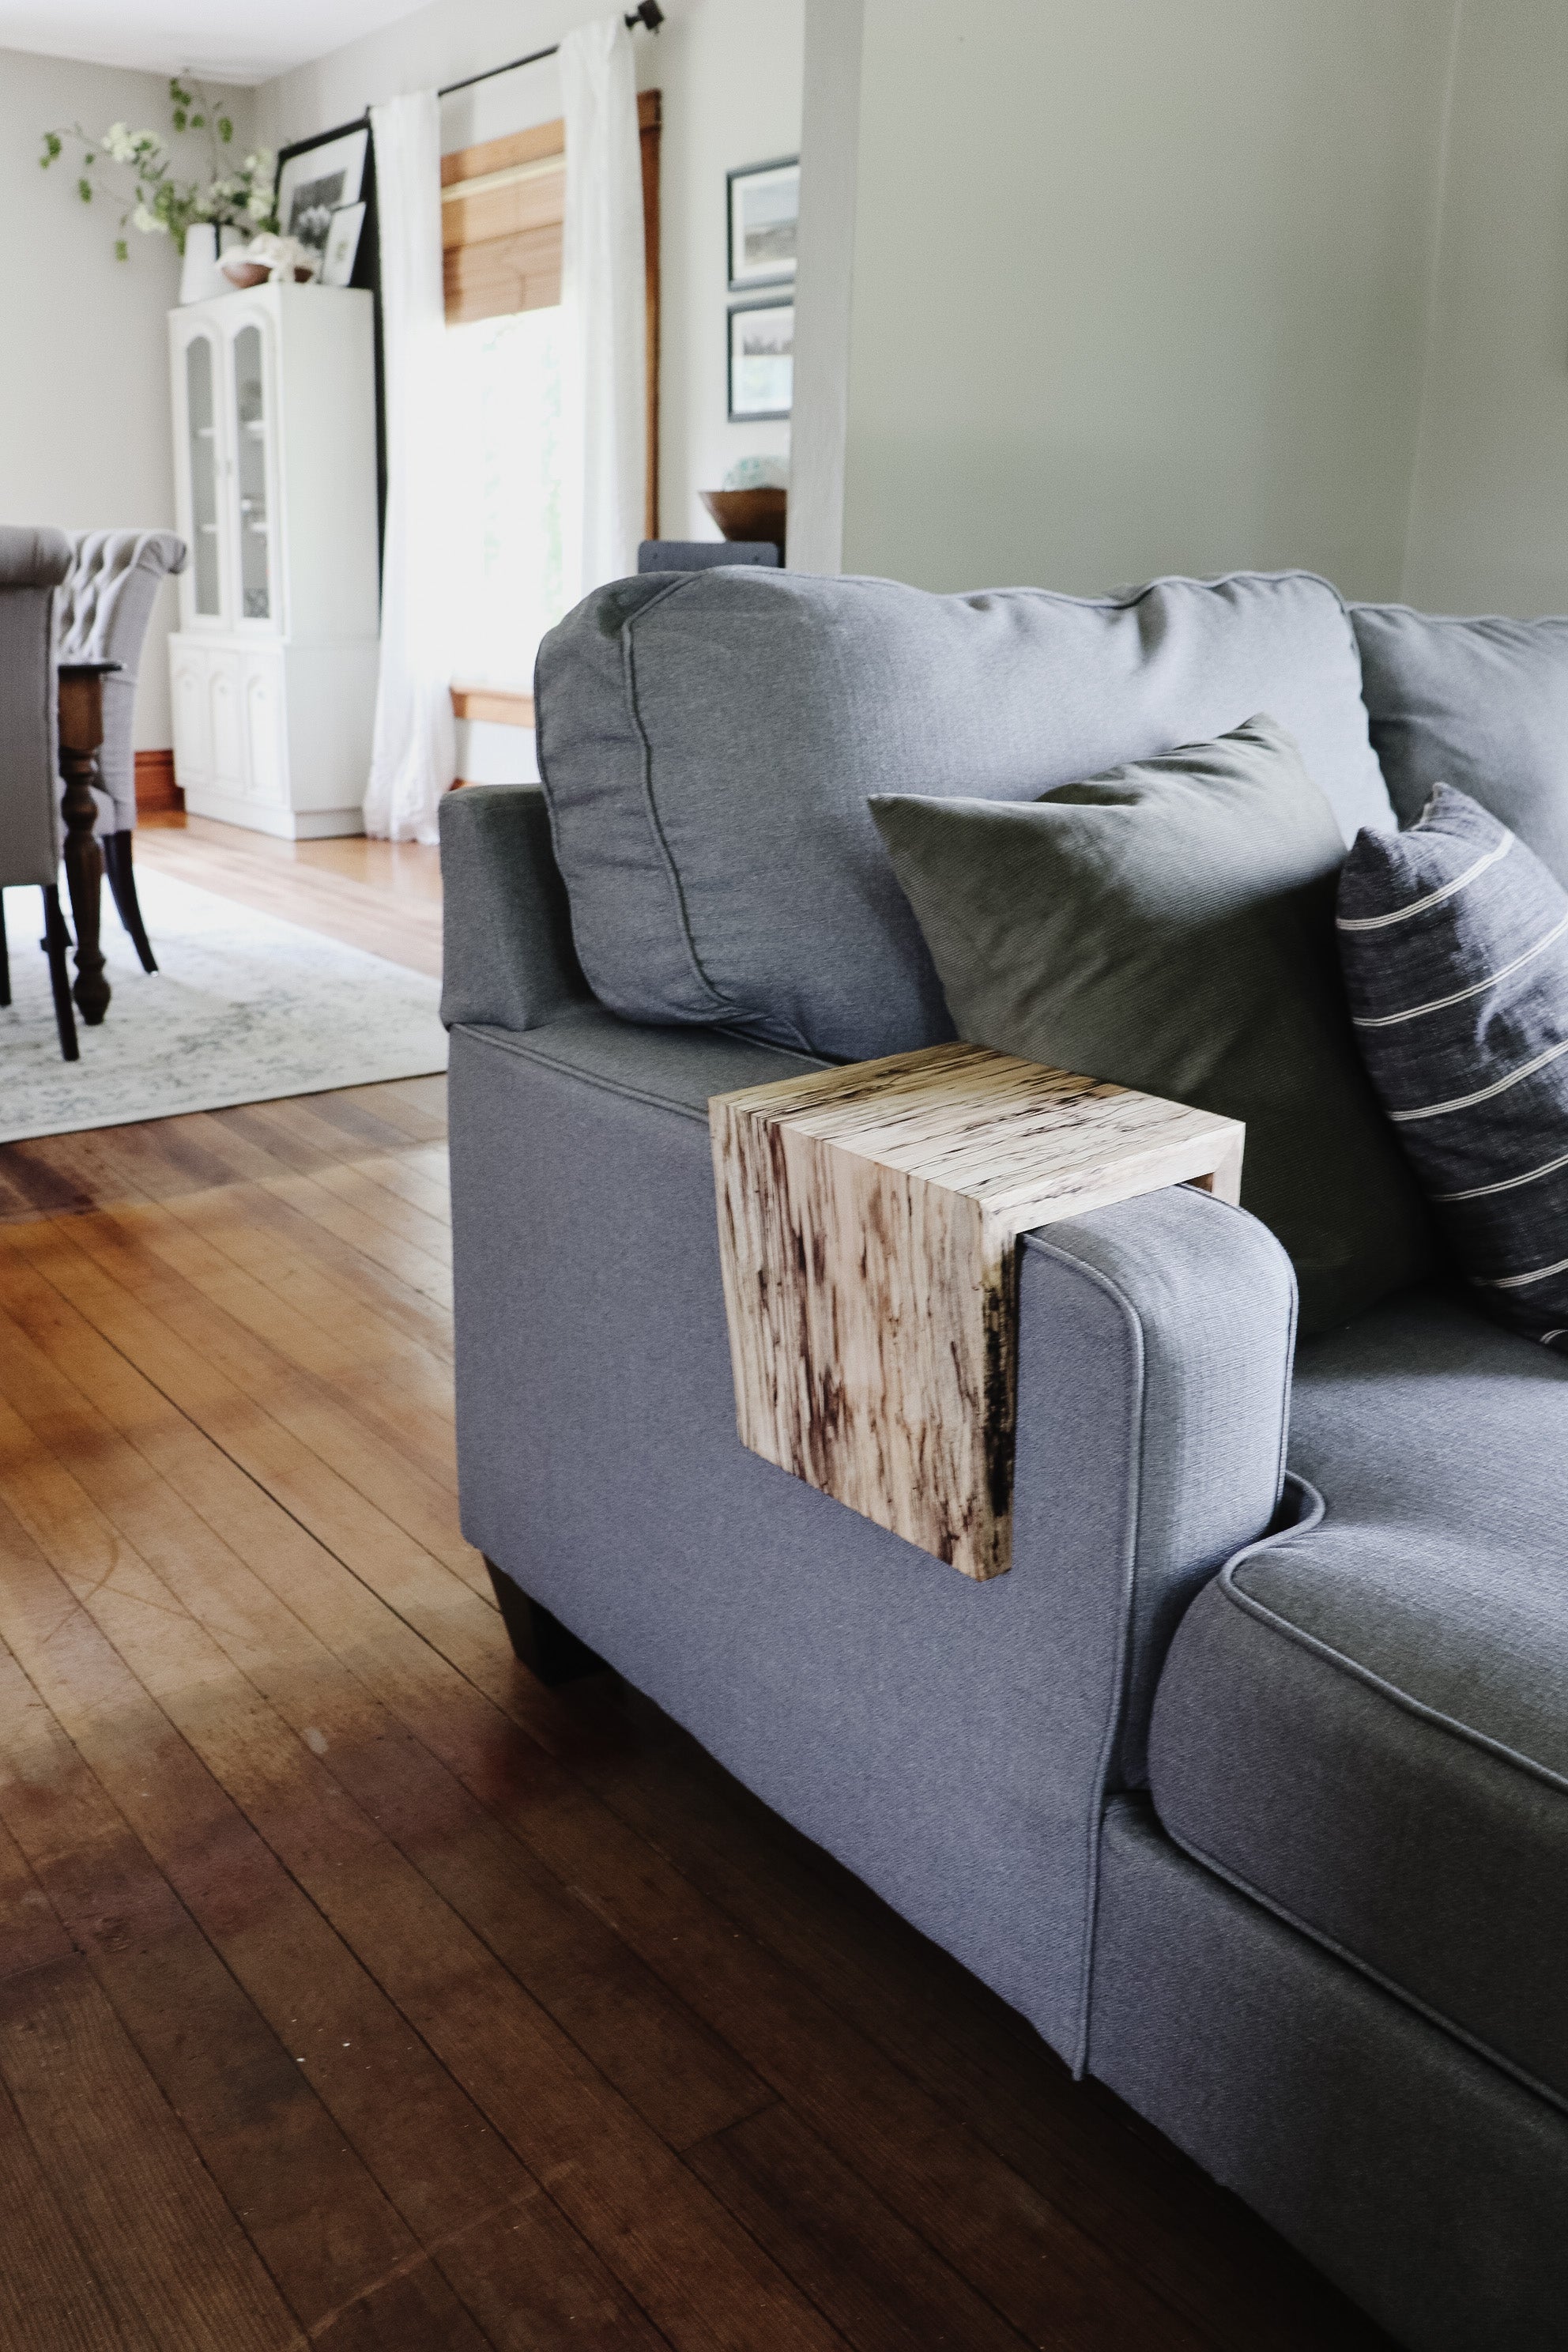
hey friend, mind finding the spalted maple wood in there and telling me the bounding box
[711,1044,1244,1581]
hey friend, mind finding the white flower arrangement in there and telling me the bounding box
[40,79,277,260]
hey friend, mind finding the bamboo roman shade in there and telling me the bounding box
[441,92,662,529]
[442,119,565,325]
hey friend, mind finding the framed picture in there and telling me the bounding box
[728,296,793,421]
[320,201,367,288]
[276,125,368,268]
[276,116,386,560]
[727,157,798,290]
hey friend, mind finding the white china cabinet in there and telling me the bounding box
[168,284,379,837]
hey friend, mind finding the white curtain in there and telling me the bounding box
[365,90,455,844]
[560,18,647,597]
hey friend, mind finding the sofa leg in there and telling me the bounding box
[104,831,157,973]
[484,1558,608,1686]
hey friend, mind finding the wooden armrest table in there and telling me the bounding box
[711,1043,1244,1582]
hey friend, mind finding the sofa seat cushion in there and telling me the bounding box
[1148,1286,1568,2108]
[535,567,1395,1062]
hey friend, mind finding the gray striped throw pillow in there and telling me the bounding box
[1338,782,1568,1351]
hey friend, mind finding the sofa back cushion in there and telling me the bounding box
[1352,603,1568,889]
[535,567,1395,1061]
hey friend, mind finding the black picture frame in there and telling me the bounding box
[726,155,799,291]
[727,295,793,422]
[275,116,386,567]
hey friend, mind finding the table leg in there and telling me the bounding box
[56,669,111,1026]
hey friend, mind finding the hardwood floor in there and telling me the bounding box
[0,822,1393,2350]
[135,815,443,977]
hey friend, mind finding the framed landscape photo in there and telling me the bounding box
[728,156,799,290]
[728,296,793,421]
[276,125,369,270]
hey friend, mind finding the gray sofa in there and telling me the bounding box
[440,567,1568,2352]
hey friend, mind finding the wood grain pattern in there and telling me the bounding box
[712,1042,1244,1580]
[450,685,535,729]
[133,748,183,817]
[0,821,1389,2352]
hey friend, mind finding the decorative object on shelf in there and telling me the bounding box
[168,281,380,838]
[39,78,276,262]
[727,295,793,420]
[711,1042,1245,1581]
[179,222,222,302]
[320,201,367,288]
[222,232,318,287]
[699,484,786,554]
[275,124,368,272]
[727,155,797,288]
[723,454,788,491]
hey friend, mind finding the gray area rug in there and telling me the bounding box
[0,866,447,1144]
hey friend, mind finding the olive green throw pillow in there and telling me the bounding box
[870,714,1430,1332]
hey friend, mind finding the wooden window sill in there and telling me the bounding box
[450,686,535,728]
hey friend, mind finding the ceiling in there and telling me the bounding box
[0,0,435,84]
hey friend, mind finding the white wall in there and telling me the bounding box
[254,0,804,542]
[0,50,254,745]
[797,0,1461,603]
[1401,1,1568,615]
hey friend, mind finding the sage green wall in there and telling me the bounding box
[831,0,1457,601]
[1402,1,1568,615]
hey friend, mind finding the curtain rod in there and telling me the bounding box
[438,2,663,100]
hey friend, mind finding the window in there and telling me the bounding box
[446,306,564,691]
[441,97,662,718]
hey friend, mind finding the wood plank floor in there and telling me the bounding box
[0,823,1393,2350]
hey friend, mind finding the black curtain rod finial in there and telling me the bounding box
[439,2,662,100]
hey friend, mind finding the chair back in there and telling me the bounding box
[0,526,72,888]
[57,530,187,831]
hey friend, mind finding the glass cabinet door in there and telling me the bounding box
[185,336,221,618]
[232,322,272,621]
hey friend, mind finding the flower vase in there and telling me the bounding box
[179,222,222,303]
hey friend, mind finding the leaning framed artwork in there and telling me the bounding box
[727,156,798,290]
[276,126,369,272]
[728,296,793,421]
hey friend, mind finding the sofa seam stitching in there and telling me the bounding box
[452,1022,717,1124]
[1018,1232,1146,2080]
[1217,1559,1568,1799]
[452,1020,824,1125]
[1158,1816,1568,2121]
[618,582,809,1042]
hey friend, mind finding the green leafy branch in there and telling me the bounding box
[40,77,277,259]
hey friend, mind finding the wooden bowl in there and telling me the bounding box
[699,487,787,555]
[221,260,315,288]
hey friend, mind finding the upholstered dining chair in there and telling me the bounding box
[57,529,187,973]
[0,525,79,1059]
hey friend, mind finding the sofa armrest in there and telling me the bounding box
[1014,1185,1297,1794]
[439,783,593,1032]
[449,1005,1296,2069]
